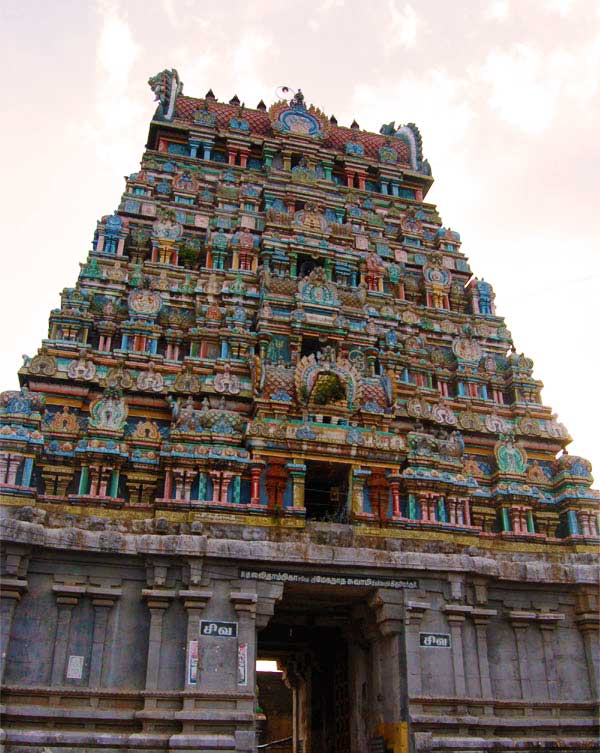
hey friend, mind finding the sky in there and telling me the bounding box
[1,0,599,473]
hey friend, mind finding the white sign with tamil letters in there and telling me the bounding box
[200,620,238,638]
[420,632,451,648]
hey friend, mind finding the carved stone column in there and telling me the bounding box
[388,475,403,519]
[179,588,212,705]
[403,600,430,697]
[369,588,404,722]
[50,584,86,684]
[418,492,437,522]
[0,577,28,683]
[508,610,535,698]
[471,608,497,698]
[281,656,307,753]
[231,590,258,692]
[249,462,264,506]
[142,588,175,701]
[287,461,306,510]
[444,604,472,697]
[575,588,600,700]
[537,612,564,700]
[282,653,311,753]
[88,584,121,688]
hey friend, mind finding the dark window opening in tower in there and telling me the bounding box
[297,253,324,278]
[300,336,332,359]
[304,461,349,522]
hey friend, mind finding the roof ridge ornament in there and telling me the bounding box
[148,68,183,122]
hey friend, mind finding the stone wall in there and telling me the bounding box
[0,513,598,753]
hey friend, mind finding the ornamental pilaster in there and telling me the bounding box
[179,588,212,699]
[443,603,472,697]
[508,610,536,698]
[404,599,431,697]
[575,587,600,700]
[471,608,497,698]
[141,587,176,698]
[231,590,258,692]
[537,611,565,700]
[0,561,28,683]
[50,582,86,685]
[88,583,122,688]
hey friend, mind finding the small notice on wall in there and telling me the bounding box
[237,642,248,686]
[419,633,451,648]
[188,640,199,684]
[66,655,84,679]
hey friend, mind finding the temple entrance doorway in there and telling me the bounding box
[257,581,377,753]
[304,461,349,521]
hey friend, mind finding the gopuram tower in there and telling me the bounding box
[1,70,598,753]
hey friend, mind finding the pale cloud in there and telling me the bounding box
[96,0,140,85]
[80,1,145,172]
[544,0,577,14]
[161,0,210,31]
[354,68,473,148]
[486,0,510,20]
[480,39,600,133]
[176,51,217,94]
[161,0,179,28]
[385,1,420,52]
[232,29,274,106]
[480,44,561,133]
[309,0,345,31]
[566,36,600,103]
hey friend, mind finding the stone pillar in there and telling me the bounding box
[287,461,306,510]
[219,471,233,503]
[88,590,121,688]
[388,475,402,518]
[6,455,21,485]
[50,586,85,684]
[403,600,430,696]
[142,589,175,699]
[444,604,471,697]
[509,610,535,698]
[360,610,385,730]
[419,492,437,522]
[0,574,28,683]
[462,496,471,526]
[351,468,370,516]
[250,463,263,506]
[210,470,222,503]
[368,591,399,718]
[281,658,307,753]
[537,612,564,700]
[575,588,600,700]
[447,495,458,524]
[163,469,173,500]
[471,608,496,698]
[231,590,258,692]
[180,589,212,697]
